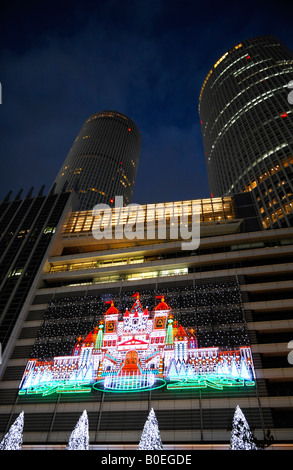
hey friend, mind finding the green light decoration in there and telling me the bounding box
[21,375,254,396]
[18,381,92,396]
[167,374,255,391]
[18,375,254,396]
[95,321,104,349]
[166,316,174,345]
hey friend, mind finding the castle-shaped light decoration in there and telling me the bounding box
[19,293,255,396]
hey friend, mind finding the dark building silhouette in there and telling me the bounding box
[0,187,75,355]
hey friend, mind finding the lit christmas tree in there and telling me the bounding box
[138,408,163,450]
[66,410,89,450]
[230,405,258,450]
[0,411,24,450]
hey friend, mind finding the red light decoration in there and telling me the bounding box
[110,198,114,203]
[246,55,250,59]
[128,128,131,132]
[18,292,256,396]
[280,112,288,118]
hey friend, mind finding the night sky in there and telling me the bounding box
[0,0,292,205]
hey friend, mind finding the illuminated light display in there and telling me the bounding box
[66,410,89,450]
[167,374,255,391]
[0,411,24,450]
[18,381,92,397]
[19,293,255,396]
[93,375,166,393]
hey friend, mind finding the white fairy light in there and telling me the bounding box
[66,410,89,450]
[138,408,163,450]
[230,405,258,450]
[0,411,24,450]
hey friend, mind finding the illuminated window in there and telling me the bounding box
[214,52,228,68]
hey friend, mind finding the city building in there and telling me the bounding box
[0,192,292,449]
[1,35,293,452]
[53,110,141,211]
[199,35,293,229]
[0,186,77,356]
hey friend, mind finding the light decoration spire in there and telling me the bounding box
[130,292,144,314]
[138,408,163,450]
[166,315,174,345]
[155,295,171,312]
[104,299,119,315]
[229,405,258,450]
[94,321,104,350]
[66,410,89,450]
[0,411,24,450]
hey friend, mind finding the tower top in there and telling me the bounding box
[52,109,141,210]
[104,300,119,315]
[155,295,171,312]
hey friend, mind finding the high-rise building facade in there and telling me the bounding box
[1,192,293,450]
[199,35,293,229]
[1,36,293,453]
[53,111,141,211]
[0,187,75,357]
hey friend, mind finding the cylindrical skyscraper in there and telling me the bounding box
[53,110,141,210]
[199,35,293,228]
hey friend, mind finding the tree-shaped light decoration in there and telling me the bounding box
[66,410,89,450]
[0,411,24,450]
[230,405,258,450]
[138,408,163,450]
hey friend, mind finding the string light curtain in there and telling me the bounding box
[31,278,249,361]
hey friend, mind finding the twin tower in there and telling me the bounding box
[53,110,141,211]
[53,35,293,229]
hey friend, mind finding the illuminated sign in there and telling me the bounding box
[19,294,255,396]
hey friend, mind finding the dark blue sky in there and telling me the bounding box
[0,0,292,204]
